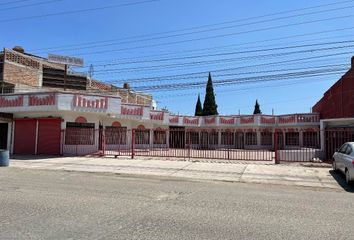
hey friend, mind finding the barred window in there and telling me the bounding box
[303,132,318,147]
[261,132,272,146]
[65,122,95,145]
[221,132,234,145]
[105,127,127,145]
[153,130,167,145]
[135,129,150,145]
[245,132,257,146]
[285,132,299,146]
[187,131,199,145]
[209,131,219,145]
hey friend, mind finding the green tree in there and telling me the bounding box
[253,100,262,114]
[194,94,203,116]
[202,72,218,116]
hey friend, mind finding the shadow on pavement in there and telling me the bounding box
[329,170,354,193]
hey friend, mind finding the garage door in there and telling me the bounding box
[37,119,61,155]
[14,119,37,155]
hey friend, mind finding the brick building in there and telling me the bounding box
[0,46,154,105]
[313,56,354,120]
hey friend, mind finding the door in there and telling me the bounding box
[343,145,354,172]
[235,132,244,149]
[277,132,284,150]
[200,131,209,149]
[0,123,8,150]
[169,127,185,149]
[37,119,61,155]
[335,144,347,172]
[13,119,37,155]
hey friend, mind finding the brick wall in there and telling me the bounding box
[3,61,41,87]
[312,61,354,119]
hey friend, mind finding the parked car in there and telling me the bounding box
[333,142,354,184]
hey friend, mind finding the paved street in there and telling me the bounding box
[0,168,353,240]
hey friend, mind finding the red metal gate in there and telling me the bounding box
[37,118,61,155]
[13,119,37,155]
[103,128,275,161]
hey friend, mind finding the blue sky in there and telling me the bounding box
[2,0,354,115]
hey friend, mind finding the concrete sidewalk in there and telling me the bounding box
[9,156,341,190]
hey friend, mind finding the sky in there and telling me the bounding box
[1,0,354,115]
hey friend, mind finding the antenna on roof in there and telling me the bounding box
[88,64,94,79]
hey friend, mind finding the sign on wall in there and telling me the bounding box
[48,54,84,67]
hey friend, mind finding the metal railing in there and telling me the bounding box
[60,128,354,163]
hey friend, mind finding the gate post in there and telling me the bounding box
[102,129,105,156]
[60,130,64,156]
[188,130,191,160]
[131,129,135,159]
[274,131,279,164]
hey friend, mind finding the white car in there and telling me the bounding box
[333,142,354,184]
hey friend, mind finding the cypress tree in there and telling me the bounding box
[194,94,203,116]
[202,72,218,116]
[253,100,262,114]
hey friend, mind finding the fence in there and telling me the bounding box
[60,128,354,163]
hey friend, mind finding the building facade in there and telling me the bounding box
[0,46,353,161]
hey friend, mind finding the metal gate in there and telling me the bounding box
[13,119,37,155]
[37,119,61,155]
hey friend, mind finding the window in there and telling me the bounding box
[261,132,272,146]
[345,145,353,155]
[105,127,127,145]
[285,132,299,146]
[221,132,234,145]
[303,132,318,147]
[187,131,199,145]
[245,132,257,146]
[339,144,348,153]
[135,129,150,145]
[65,122,95,145]
[153,130,167,145]
[209,131,219,145]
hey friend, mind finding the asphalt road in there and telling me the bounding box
[0,168,353,240]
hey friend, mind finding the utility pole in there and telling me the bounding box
[63,64,68,91]
[88,64,94,79]
[88,64,94,88]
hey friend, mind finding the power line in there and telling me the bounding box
[0,0,63,11]
[0,0,33,7]
[134,68,346,91]
[90,40,354,69]
[99,51,352,87]
[63,14,354,57]
[104,64,349,85]
[0,0,159,23]
[29,0,354,52]
[155,79,333,100]
[33,4,354,54]
[83,28,354,67]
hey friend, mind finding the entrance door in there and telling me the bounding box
[277,132,284,150]
[235,132,244,149]
[200,131,209,149]
[0,123,8,149]
[14,119,37,155]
